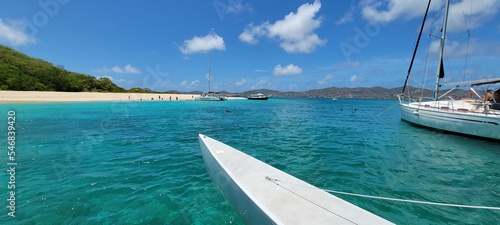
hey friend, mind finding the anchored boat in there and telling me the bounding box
[247,93,269,100]
[195,53,226,101]
[399,0,500,140]
[198,134,394,225]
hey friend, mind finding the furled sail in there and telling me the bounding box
[439,58,445,78]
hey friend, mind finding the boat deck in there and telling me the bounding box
[199,134,394,225]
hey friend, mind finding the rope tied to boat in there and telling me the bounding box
[265,176,500,211]
[265,176,359,224]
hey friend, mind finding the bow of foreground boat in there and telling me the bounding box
[198,134,395,225]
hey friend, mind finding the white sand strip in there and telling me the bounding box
[0,91,200,103]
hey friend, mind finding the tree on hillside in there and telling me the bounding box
[0,44,126,92]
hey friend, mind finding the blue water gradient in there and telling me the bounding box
[0,98,498,224]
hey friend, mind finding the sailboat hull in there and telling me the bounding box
[400,102,500,140]
[195,96,222,101]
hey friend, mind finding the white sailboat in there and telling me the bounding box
[398,0,500,140]
[195,53,226,101]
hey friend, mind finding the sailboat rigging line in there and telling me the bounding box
[402,0,432,93]
[373,102,399,118]
[265,176,500,211]
[470,87,481,99]
[208,52,211,93]
[463,32,471,81]
[438,86,457,100]
[409,77,428,90]
[405,76,430,106]
[462,0,472,81]
[265,177,358,224]
[418,25,435,103]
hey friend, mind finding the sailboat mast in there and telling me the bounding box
[433,0,450,100]
[208,52,211,93]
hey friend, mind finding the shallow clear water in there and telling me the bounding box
[0,98,498,224]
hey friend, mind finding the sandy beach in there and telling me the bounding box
[0,91,201,103]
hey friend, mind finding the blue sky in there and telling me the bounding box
[1,0,499,92]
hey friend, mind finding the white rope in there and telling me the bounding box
[322,189,500,210]
[265,177,358,224]
[266,176,500,211]
[373,102,399,118]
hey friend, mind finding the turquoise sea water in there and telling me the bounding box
[0,98,499,224]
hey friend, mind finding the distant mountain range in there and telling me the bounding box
[197,87,452,99]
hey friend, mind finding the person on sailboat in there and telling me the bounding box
[493,89,500,110]
[484,90,499,103]
[484,90,494,102]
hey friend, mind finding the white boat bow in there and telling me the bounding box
[199,134,394,225]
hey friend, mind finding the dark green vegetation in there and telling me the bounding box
[0,45,125,92]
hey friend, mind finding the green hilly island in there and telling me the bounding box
[0,44,126,92]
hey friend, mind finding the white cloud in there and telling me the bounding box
[151,80,174,91]
[124,64,141,74]
[250,80,271,90]
[350,75,364,83]
[180,80,199,89]
[179,31,226,54]
[110,66,123,73]
[445,40,474,57]
[93,64,142,74]
[100,76,113,80]
[98,76,129,85]
[225,0,251,14]
[360,0,428,23]
[318,74,335,85]
[239,22,268,44]
[273,64,302,76]
[343,61,362,68]
[428,39,481,58]
[239,0,326,53]
[447,0,499,32]
[463,68,476,75]
[336,6,355,25]
[0,19,36,46]
[235,78,247,86]
[213,0,253,21]
[360,0,499,32]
